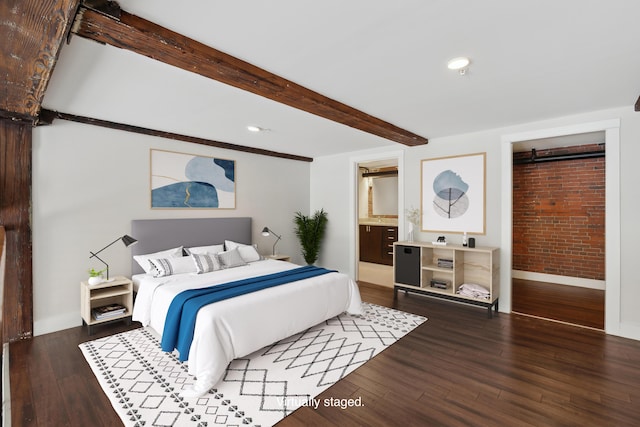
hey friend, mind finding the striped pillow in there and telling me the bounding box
[191,253,222,274]
[149,256,196,277]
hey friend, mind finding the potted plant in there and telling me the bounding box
[293,209,328,265]
[88,268,106,286]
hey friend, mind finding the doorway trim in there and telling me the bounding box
[349,150,405,281]
[501,119,621,335]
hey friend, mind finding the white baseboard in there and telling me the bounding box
[512,270,605,290]
[608,321,640,341]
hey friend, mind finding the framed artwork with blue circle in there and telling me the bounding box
[151,149,235,209]
[421,152,485,234]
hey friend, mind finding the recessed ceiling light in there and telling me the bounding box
[247,125,262,132]
[447,57,470,70]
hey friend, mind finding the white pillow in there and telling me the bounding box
[238,244,261,262]
[184,244,224,256]
[190,253,222,274]
[149,256,197,277]
[217,248,247,268]
[134,246,183,274]
[225,240,254,251]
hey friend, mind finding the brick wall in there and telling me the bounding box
[512,144,605,280]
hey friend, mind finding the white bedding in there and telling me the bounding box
[132,259,363,396]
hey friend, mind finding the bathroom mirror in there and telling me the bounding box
[372,176,398,215]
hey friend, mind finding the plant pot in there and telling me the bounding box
[88,276,103,286]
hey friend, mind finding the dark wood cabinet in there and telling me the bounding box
[359,224,397,265]
[359,225,381,263]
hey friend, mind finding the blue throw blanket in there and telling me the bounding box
[161,265,335,360]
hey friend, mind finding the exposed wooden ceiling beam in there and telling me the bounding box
[39,109,313,162]
[0,0,81,119]
[71,6,429,147]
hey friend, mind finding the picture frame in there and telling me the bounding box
[421,152,485,234]
[150,149,236,209]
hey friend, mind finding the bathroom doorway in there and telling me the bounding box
[357,158,399,288]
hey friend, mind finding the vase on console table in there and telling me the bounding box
[408,222,414,242]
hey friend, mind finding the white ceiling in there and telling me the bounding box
[42,0,640,159]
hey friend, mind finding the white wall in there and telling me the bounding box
[311,106,640,341]
[32,120,310,335]
[31,105,640,340]
[309,154,355,270]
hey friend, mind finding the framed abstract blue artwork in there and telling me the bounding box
[150,149,236,209]
[421,152,485,234]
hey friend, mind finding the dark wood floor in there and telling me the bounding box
[512,278,605,329]
[9,283,640,426]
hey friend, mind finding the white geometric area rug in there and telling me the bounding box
[79,302,427,427]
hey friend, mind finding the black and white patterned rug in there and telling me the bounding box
[79,302,427,427]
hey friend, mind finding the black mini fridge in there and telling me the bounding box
[394,245,420,286]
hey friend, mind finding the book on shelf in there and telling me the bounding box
[93,303,126,320]
[94,310,126,320]
[430,279,451,289]
[437,258,453,269]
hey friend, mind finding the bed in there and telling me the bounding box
[130,217,363,397]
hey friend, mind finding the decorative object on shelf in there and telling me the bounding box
[150,149,236,209]
[462,231,468,247]
[432,235,447,246]
[421,152,486,234]
[294,209,328,265]
[87,268,106,286]
[405,206,420,242]
[468,237,476,248]
[261,227,282,256]
[89,234,138,280]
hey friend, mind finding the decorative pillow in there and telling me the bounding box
[224,240,248,251]
[237,244,262,262]
[149,256,197,277]
[190,253,222,274]
[184,244,224,256]
[217,248,247,268]
[134,246,184,274]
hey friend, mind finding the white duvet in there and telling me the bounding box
[132,259,363,397]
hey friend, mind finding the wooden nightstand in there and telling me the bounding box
[81,276,133,335]
[266,254,291,262]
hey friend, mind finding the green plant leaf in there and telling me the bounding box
[293,209,328,264]
[88,268,106,277]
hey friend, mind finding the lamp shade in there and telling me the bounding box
[121,235,138,247]
[261,227,270,236]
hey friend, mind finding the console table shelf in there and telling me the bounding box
[393,241,500,317]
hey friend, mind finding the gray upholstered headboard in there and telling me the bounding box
[131,217,252,275]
